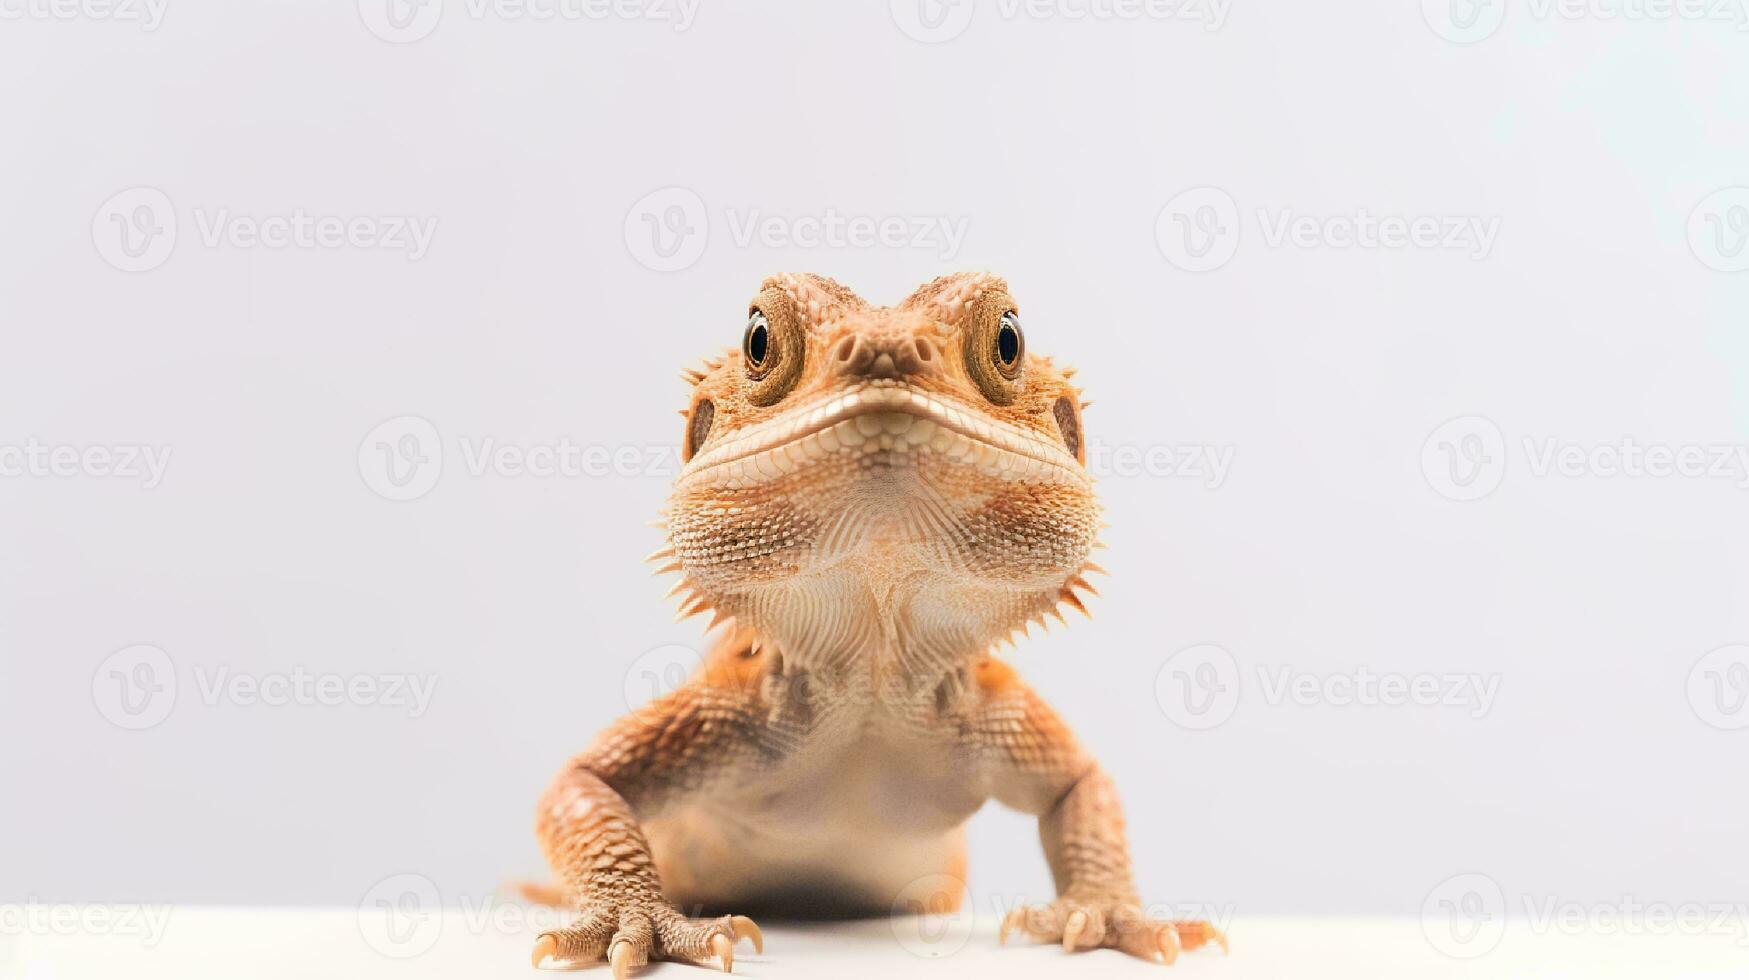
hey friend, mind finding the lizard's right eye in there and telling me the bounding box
[743,292,805,406]
[743,312,771,377]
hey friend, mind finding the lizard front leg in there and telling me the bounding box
[531,672,766,977]
[972,659,1227,964]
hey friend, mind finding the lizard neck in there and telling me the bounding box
[733,554,1055,689]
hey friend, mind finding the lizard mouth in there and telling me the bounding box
[677,382,1085,491]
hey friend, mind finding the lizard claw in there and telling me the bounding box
[1000,899,1226,964]
[609,940,636,980]
[530,934,558,968]
[709,933,734,973]
[1156,923,1181,965]
[1062,910,1090,952]
[730,915,764,954]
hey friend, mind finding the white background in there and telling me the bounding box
[2,0,1747,935]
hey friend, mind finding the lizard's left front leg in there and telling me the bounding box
[972,659,1228,964]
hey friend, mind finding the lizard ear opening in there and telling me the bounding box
[1052,395,1083,464]
[684,398,715,462]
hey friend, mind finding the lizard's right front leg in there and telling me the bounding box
[531,674,767,977]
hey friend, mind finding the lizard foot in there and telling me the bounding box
[999,899,1227,964]
[531,906,761,977]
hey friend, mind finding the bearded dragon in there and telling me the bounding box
[528,272,1226,975]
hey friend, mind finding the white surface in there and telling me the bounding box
[2,0,1747,912]
[6,909,1747,980]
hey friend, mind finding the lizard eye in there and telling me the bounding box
[742,295,806,406]
[964,302,1025,404]
[994,311,1024,378]
[743,311,772,376]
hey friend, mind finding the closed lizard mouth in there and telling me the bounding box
[677,382,1086,491]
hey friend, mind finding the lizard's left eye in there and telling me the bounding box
[994,312,1024,377]
[743,311,772,376]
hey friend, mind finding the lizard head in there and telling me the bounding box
[659,272,1100,661]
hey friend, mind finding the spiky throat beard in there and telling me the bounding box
[658,381,1102,675]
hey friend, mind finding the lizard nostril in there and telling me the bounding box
[913,337,934,362]
[834,336,859,363]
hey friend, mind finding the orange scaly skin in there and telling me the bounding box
[530,273,1226,976]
